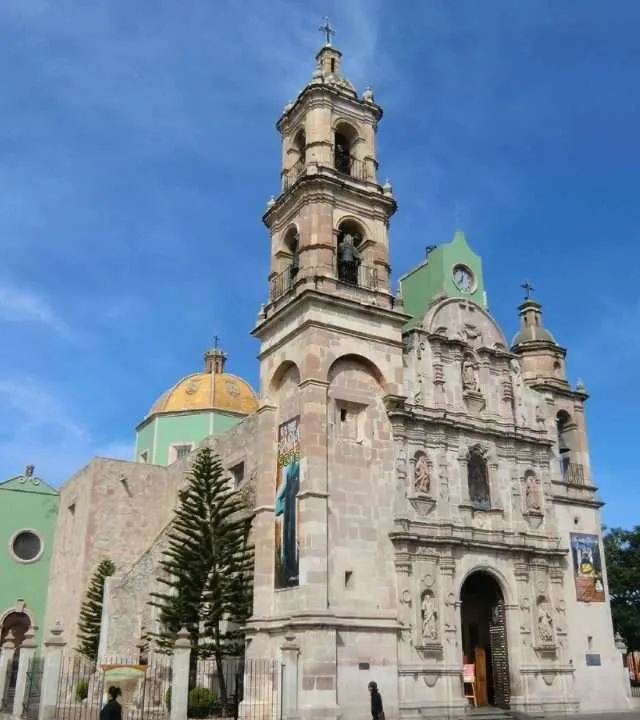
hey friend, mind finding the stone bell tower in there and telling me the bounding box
[245,23,408,720]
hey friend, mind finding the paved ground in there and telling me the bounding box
[542,713,640,720]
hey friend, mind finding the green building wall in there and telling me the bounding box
[135,410,244,465]
[400,230,486,328]
[0,472,59,646]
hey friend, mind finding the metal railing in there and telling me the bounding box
[282,158,305,191]
[281,152,375,192]
[562,461,586,486]
[333,151,369,181]
[336,261,379,290]
[270,265,297,302]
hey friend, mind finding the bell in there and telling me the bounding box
[558,435,570,454]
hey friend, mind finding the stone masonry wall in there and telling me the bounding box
[101,413,258,657]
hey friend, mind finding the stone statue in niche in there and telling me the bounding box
[462,358,479,392]
[510,358,527,426]
[421,593,438,642]
[414,454,431,495]
[537,601,554,643]
[524,473,541,512]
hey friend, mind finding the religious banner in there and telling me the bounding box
[570,533,606,603]
[274,416,301,588]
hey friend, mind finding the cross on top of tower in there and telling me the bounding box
[521,280,534,300]
[213,335,219,350]
[319,17,335,46]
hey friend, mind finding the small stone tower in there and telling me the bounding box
[511,288,592,487]
[246,25,407,720]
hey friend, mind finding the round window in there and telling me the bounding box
[11,531,42,562]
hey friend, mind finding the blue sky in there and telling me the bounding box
[0,0,638,528]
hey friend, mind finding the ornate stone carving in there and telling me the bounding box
[414,453,431,495]
[537,599,554,643]
[462,356,479,392]
[524,471,541,512]
[464,324,482,349]
[421,592,438,642]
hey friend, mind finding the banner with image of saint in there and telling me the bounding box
[570,533,606,603]
[274,416,300,588]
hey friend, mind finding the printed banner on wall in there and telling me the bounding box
[274,416,301,588]
[570,533,606,603]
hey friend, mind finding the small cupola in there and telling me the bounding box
[204,338,227,374]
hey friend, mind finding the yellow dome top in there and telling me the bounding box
[147,347,258,418]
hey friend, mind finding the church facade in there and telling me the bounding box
[44,37,629,719]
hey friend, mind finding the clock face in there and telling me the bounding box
[453,264,474,293]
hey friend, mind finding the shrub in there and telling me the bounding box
[75,680,89,701]
[188,686,216,718]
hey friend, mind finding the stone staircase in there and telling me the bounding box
[466,707,544,720]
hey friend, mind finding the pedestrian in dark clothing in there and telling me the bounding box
[100,686,122,720]
[368,681,384,720]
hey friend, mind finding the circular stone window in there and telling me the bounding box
[11,530,43,563]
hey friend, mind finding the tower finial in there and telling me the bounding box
[319,16,335,46]
[521,279,534,300]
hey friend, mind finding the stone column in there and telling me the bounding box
[170,628,191,720]
[13,628,37,717]
[280,634,300,720]
[38,624,66,720]
[0,632,15,707]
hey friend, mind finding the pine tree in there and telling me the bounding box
[149,446,254,702]
[77,559,116,660]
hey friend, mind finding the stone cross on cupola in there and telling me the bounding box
[204,337,227,374]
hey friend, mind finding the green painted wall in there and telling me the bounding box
[135,411,244,465]
[401,230,486,329]
[0,474,59,646]
[135,420,155,463]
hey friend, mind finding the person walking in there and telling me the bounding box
[368,681,385,720]
[100,686,122,720]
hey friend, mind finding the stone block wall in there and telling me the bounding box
[46,414,258,657]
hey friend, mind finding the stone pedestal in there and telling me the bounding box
[281,634,300,720]
[38,624,66,720]
[170,628,191,720]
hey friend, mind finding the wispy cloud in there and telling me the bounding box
[0,379,132,485]
[0,285,74,339]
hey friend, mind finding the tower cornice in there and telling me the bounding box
[277,84,383,132]
[263,170,397,229]
[252,286,409,343]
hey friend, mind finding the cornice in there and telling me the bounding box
[253,286,410,347]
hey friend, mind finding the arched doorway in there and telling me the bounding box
[0,611,31,702]
[460,571,511,709]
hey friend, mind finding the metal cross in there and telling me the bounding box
[521,280,534,299]
[319,17,335,46]
[213,335,219,349]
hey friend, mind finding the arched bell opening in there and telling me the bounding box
[556,409,580,482]
[333,123,358,177]
[336,219,365,286]
[460,571,511,709]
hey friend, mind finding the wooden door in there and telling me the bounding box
[474,647,488,706]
